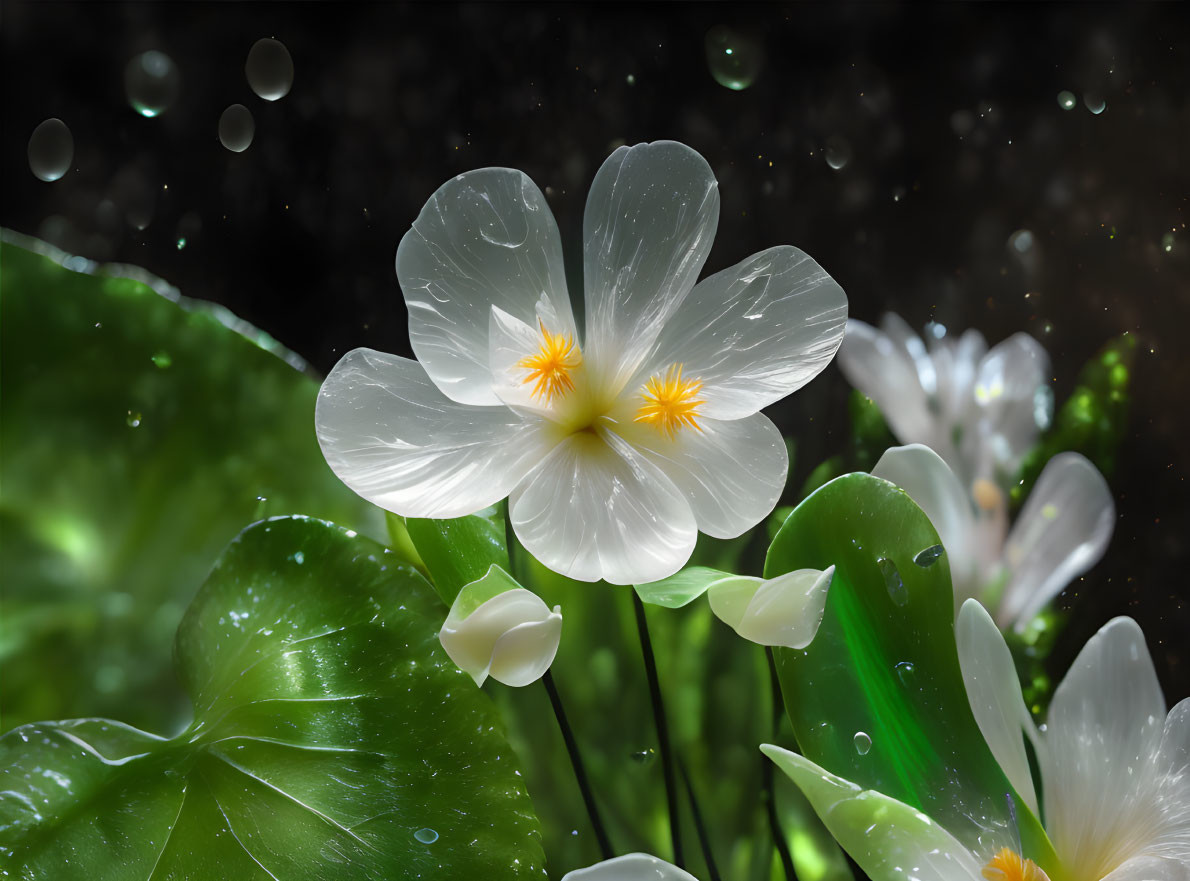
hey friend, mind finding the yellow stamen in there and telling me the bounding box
[634,364,705,438]
[518,320,581,403]
[982,848,1051,881]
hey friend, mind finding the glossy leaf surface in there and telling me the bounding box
[405,507,509,606]
[0,516,545,880]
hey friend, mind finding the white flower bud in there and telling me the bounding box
[561,853,700,881]
[438,564,561,687]
[707,566,835,649]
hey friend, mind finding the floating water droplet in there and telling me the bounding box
[1056,90,1077,111]
[824,135,852,171]
[1009,229,1034,253]
[176,237,187,250]
[125,50,180,117]
[1162,232,1175,253]
[626,74,636,86]
[151,351,172,369]
[630,748,657,765]
[913,544,944,567]
[853,731,872,755]
[705,25,763,91]
[878,558,908,606]
[28,119,74,182]
[246,38,294,101]
[126,410,143,428]
[218,103,255,153]
[293,551,305,565]
[413,827,438,844]
[1083,92,1106,115]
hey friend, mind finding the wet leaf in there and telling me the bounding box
[404,507,509,606]
[0,516,545,880]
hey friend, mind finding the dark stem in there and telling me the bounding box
[765,646,798,880]
[631,590,684,868]
[543,669,615,860]
[679,759,722,881]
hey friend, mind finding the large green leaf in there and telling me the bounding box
[0,516,545,880]
[403,508,509,606]
[766,473,1057,871]
[0,233,381,733]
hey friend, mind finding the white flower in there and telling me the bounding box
[838,313,1050,486]
[764,603,1189,881]
[872,443,1114,630]
[438,564,561,687]
[316,141,847,584]
[561,853,699,881]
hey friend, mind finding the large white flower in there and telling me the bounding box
[316,141,847,584]
[871,444,1114,630]
[838,313,1050,486]
[764,602,1189,881]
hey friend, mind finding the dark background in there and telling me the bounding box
[3,0,1188,747]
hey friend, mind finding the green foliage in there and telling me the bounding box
[0,516,545,880]
[404,508,509,606]
[0,235,381,733]
[766,473,1056,869]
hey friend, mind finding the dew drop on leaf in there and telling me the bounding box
[878,557,908,606]
[414,827,439,844]
[913,544,944,567]
[853,731,872,755]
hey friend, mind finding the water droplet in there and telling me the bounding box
[705,25,763,91]
[824,135,852,171]
[1009,229,1034,253]
[292,551,305,565]
[1162,231,1175,253]
[913,544,944,567]
[126,410,143,428]
[626,74,636,85]
[218,103,256,153]
[151,351,172,369]
[176,237,187,250]
[853,731,872,755]
[413,827,438,844]
[125,51,180,117]
[28,119,74,182]
[1083,92,1107,115]
[1056,90,1077,111]
[895,661,917,687]
[246,38,294,101]
[878,558,908,606]
[630,748,657,765]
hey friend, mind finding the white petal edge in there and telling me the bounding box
[582,140,720,391]
[1041,616,1170,881]
[619,411,787,539]
[487,609,563,687]
[439,587,557,687]
[315,348,550,518]
[634,245,847,420]
[1100,856,1190,881]
[709,567,834,649]
[955,599,1041,817]
[397,167,575,405]
[998,452,1115,630]
[967,332,1050,475]
[509,430,697,584]
[560,853,700,881]
[761,745,987,881]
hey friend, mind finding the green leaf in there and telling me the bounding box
[634,566,730,608]
[0,234,382,733]
[766,473,1056,869]
[0,516,545,880]
[405,508,509,606]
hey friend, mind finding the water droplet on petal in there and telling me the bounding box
[913,545,944,567]
[824,135,852,171]
[853,731,872,755]
[218,103,255,153]
[28,119,74,182]
[878,557,908,606]
[705,25,763,91]
[125,51,180,117]
[1056,90,1077,111]
[246,38,294,101]
[413,827,438,844]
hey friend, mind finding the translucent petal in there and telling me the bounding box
[397,167,574,405]
[761,745,987,881]
[561,853,700,881]
[1042,617,1170,880]
[930,328,987,425]
[488,611,563,687]
[1100,857,1190,881]
[636,245,847,419]
[440,587,556,687]
[710,567,834,649]
[998,453,1114,629]
[583,141,719,390]
[315,348,550,518]
[620,411,787,539]
[488,302,578,420]
[966,333,1049,476]
[955,600,1040,817]
[508,430,697,584]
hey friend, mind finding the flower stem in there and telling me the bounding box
[542,669,615,860]
[631,590,684,868]
[679,758,722,881]
[765,646,798,880]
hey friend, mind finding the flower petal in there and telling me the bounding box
[509,431,697,584]
[440,587,554,687]
[1101,857,1190,881]
[583,141,719,389]
[955,599,1041,817]
[1042,617,1170,881]
[636,246,847,419]
[837,319,941,454]
[998,452,1114,630]
[761,745,987,881]
[620,411,787,539]
[930,328,987,427]
[488,609,563,687]
[315,348,550,518]
[397,168,574,405]
[965,333,1049,477]
[735,567,834,649]
[560,853,700,881]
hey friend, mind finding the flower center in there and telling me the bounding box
[518,320,581,403]
[981,848,1051,881]
[634,363,705,438]
[971,477,1004,512]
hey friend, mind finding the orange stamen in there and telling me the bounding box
[634,364,705,438]
[517,319,580,403]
